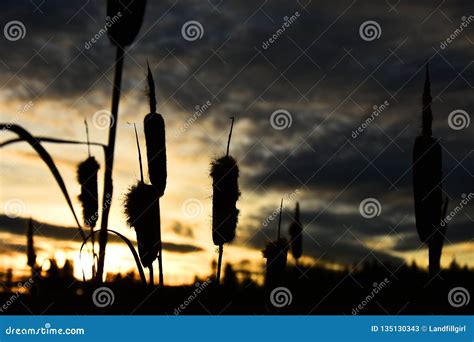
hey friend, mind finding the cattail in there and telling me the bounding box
[77,120,100,229]
[143,63,166,286]
[288,202,303,264]
[97,0,147,282]
[412,64,445,276]
[124,124,160,271]
[107,0,147,47]
[263,199,289,290]
[211,117,240,284]
[27,218,36,269]
[144,63,167,196]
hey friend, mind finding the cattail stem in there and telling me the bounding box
[226,117,234,157]
[216,244,223,285]
[131,123,144,183]
[148,265,154,287]
[157,243,163,287]
[277,198,283,240]
[97,45,124,282]
[84,119,91,157]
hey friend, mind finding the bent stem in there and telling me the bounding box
[97,45,125,282]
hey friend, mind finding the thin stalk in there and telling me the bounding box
[96,46,125,282]
[158,242,163,287]
[149,266,154,287]
[277,198,283,240]
[216,244,223,285]
[84,119,91,157]
[131,123,144,183]
[226,117,234,157]
[84,118,95,277]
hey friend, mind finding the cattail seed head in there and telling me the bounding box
[263,238,289,287]
[107,0,147,47]
[288,202,303,261]
[77,157,100,228]
[413,64,443,243]
[144,65,167,196]
[27,218,36,268]
[211,155,240,245]
[124,182,160,268]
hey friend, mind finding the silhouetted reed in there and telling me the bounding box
[124,124,160,285]
[211,117,240,284]
[27,218,36,269]
[288,202,303,265]
[143,63,166,285]
[97,0,147,282]
[263,199,289,289]
[412,64,448,277]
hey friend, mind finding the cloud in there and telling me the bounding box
[0,215,203,254]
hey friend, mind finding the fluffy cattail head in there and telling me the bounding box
[124,182,160,268]
[144,65,167,196]
[27,218,36,268]
[288,202,303,261]
[211,155,240,245]
[263,238,289,287]
[107,0,146,47]
[77,157,100,228]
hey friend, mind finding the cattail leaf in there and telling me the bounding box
[79,229,147,286]
[27,218,36,268]
[0,124,85,241]
[0,136,106,150]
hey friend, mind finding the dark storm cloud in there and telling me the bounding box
[1,0,472,264]
[0,215,203,253]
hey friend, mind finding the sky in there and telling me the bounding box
[0,0,472,284]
